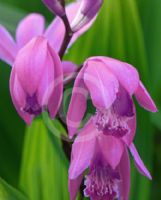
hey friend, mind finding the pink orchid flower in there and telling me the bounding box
[67,56,157,142]
[69,119,151,200]
[67,57,156,199]
[0,1,96,124]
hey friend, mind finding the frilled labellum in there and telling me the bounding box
[10,36,63,124]
[42,0,65,17]
[84,159,121,200]
[94,85,134,139]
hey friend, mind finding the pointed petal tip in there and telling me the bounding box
[129,143,152,180]
[135,81,157,113]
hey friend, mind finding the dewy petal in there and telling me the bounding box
[69,119,97,179]
[129,143,152,180]
[84,60,119,109]
[45,1,97,52]
[62,61,77,76]
[98,135,124,170]
[16,13,45,48]
[0,25,17,65]
[10,68,33,124]
[135,81,157,112]
[14,36,49,96]
[67,66,88,139]
[68,174,83,200]
[119,148,130,200]
[89,57,140,95]
[47,44,63,118]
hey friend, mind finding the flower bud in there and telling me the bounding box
[10,36,63,124]
[71,0,103,32]
[42,0,65,17]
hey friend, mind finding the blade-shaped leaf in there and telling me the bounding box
[19,119,69,200]
[0,177,28,200]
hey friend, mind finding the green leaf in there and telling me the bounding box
[0,3,26,186]
[0,2,26,34]
[19,119,69,200]
[0,177,28,200]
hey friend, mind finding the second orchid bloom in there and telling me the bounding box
[67,56,157,200]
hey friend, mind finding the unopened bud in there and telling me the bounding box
[71,0,103,32]
[42,0,65,17]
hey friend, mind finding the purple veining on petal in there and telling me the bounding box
[94,85,134,138]
[84,156,121,200]
[23,93,42,115]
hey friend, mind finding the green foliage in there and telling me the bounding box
[19,119,69,200]
[0,178,28,200]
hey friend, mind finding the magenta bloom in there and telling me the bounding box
[69,119,151,200]
[10,36,62,124]
[0,2,96,124]
[67,56,157,141]
[67,57,156,199]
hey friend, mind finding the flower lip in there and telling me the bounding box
[94,85,134,139]
[23,93,42,116]
[84,155,121,200]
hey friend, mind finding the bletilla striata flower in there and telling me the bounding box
[10,36,63,124]
[0,1,96,124]
[67,57,157,199]
[67,56,157,142]
[68,119,151,200]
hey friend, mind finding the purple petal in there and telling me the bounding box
[67,66,88,138]
[84,60,119,109]
[98,135,124,169]
[69,119,97,179]
[113,85,134,117]
[10,68,33,124]
[45,1,97,52]
[88,57,140,95]
[135,81,157,112]
[119,148,130,200]
[68,174,83,200]
[129,143,152,180]
[0,25,17,65]
[37,45,55,106]
[16,13,45,48]
[122,103,136,146]
[71,0,102,32]
[14,36,49,96]
[42,0,65,16]
[47,44,63,118]
[62,61,77,76]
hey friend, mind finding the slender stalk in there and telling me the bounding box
[59,0,65,7]
[58,11,85,199]
[59,15,73,59]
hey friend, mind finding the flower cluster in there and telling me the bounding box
[0,0,157,200]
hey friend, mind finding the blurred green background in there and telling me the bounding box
[0,0,161,199]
